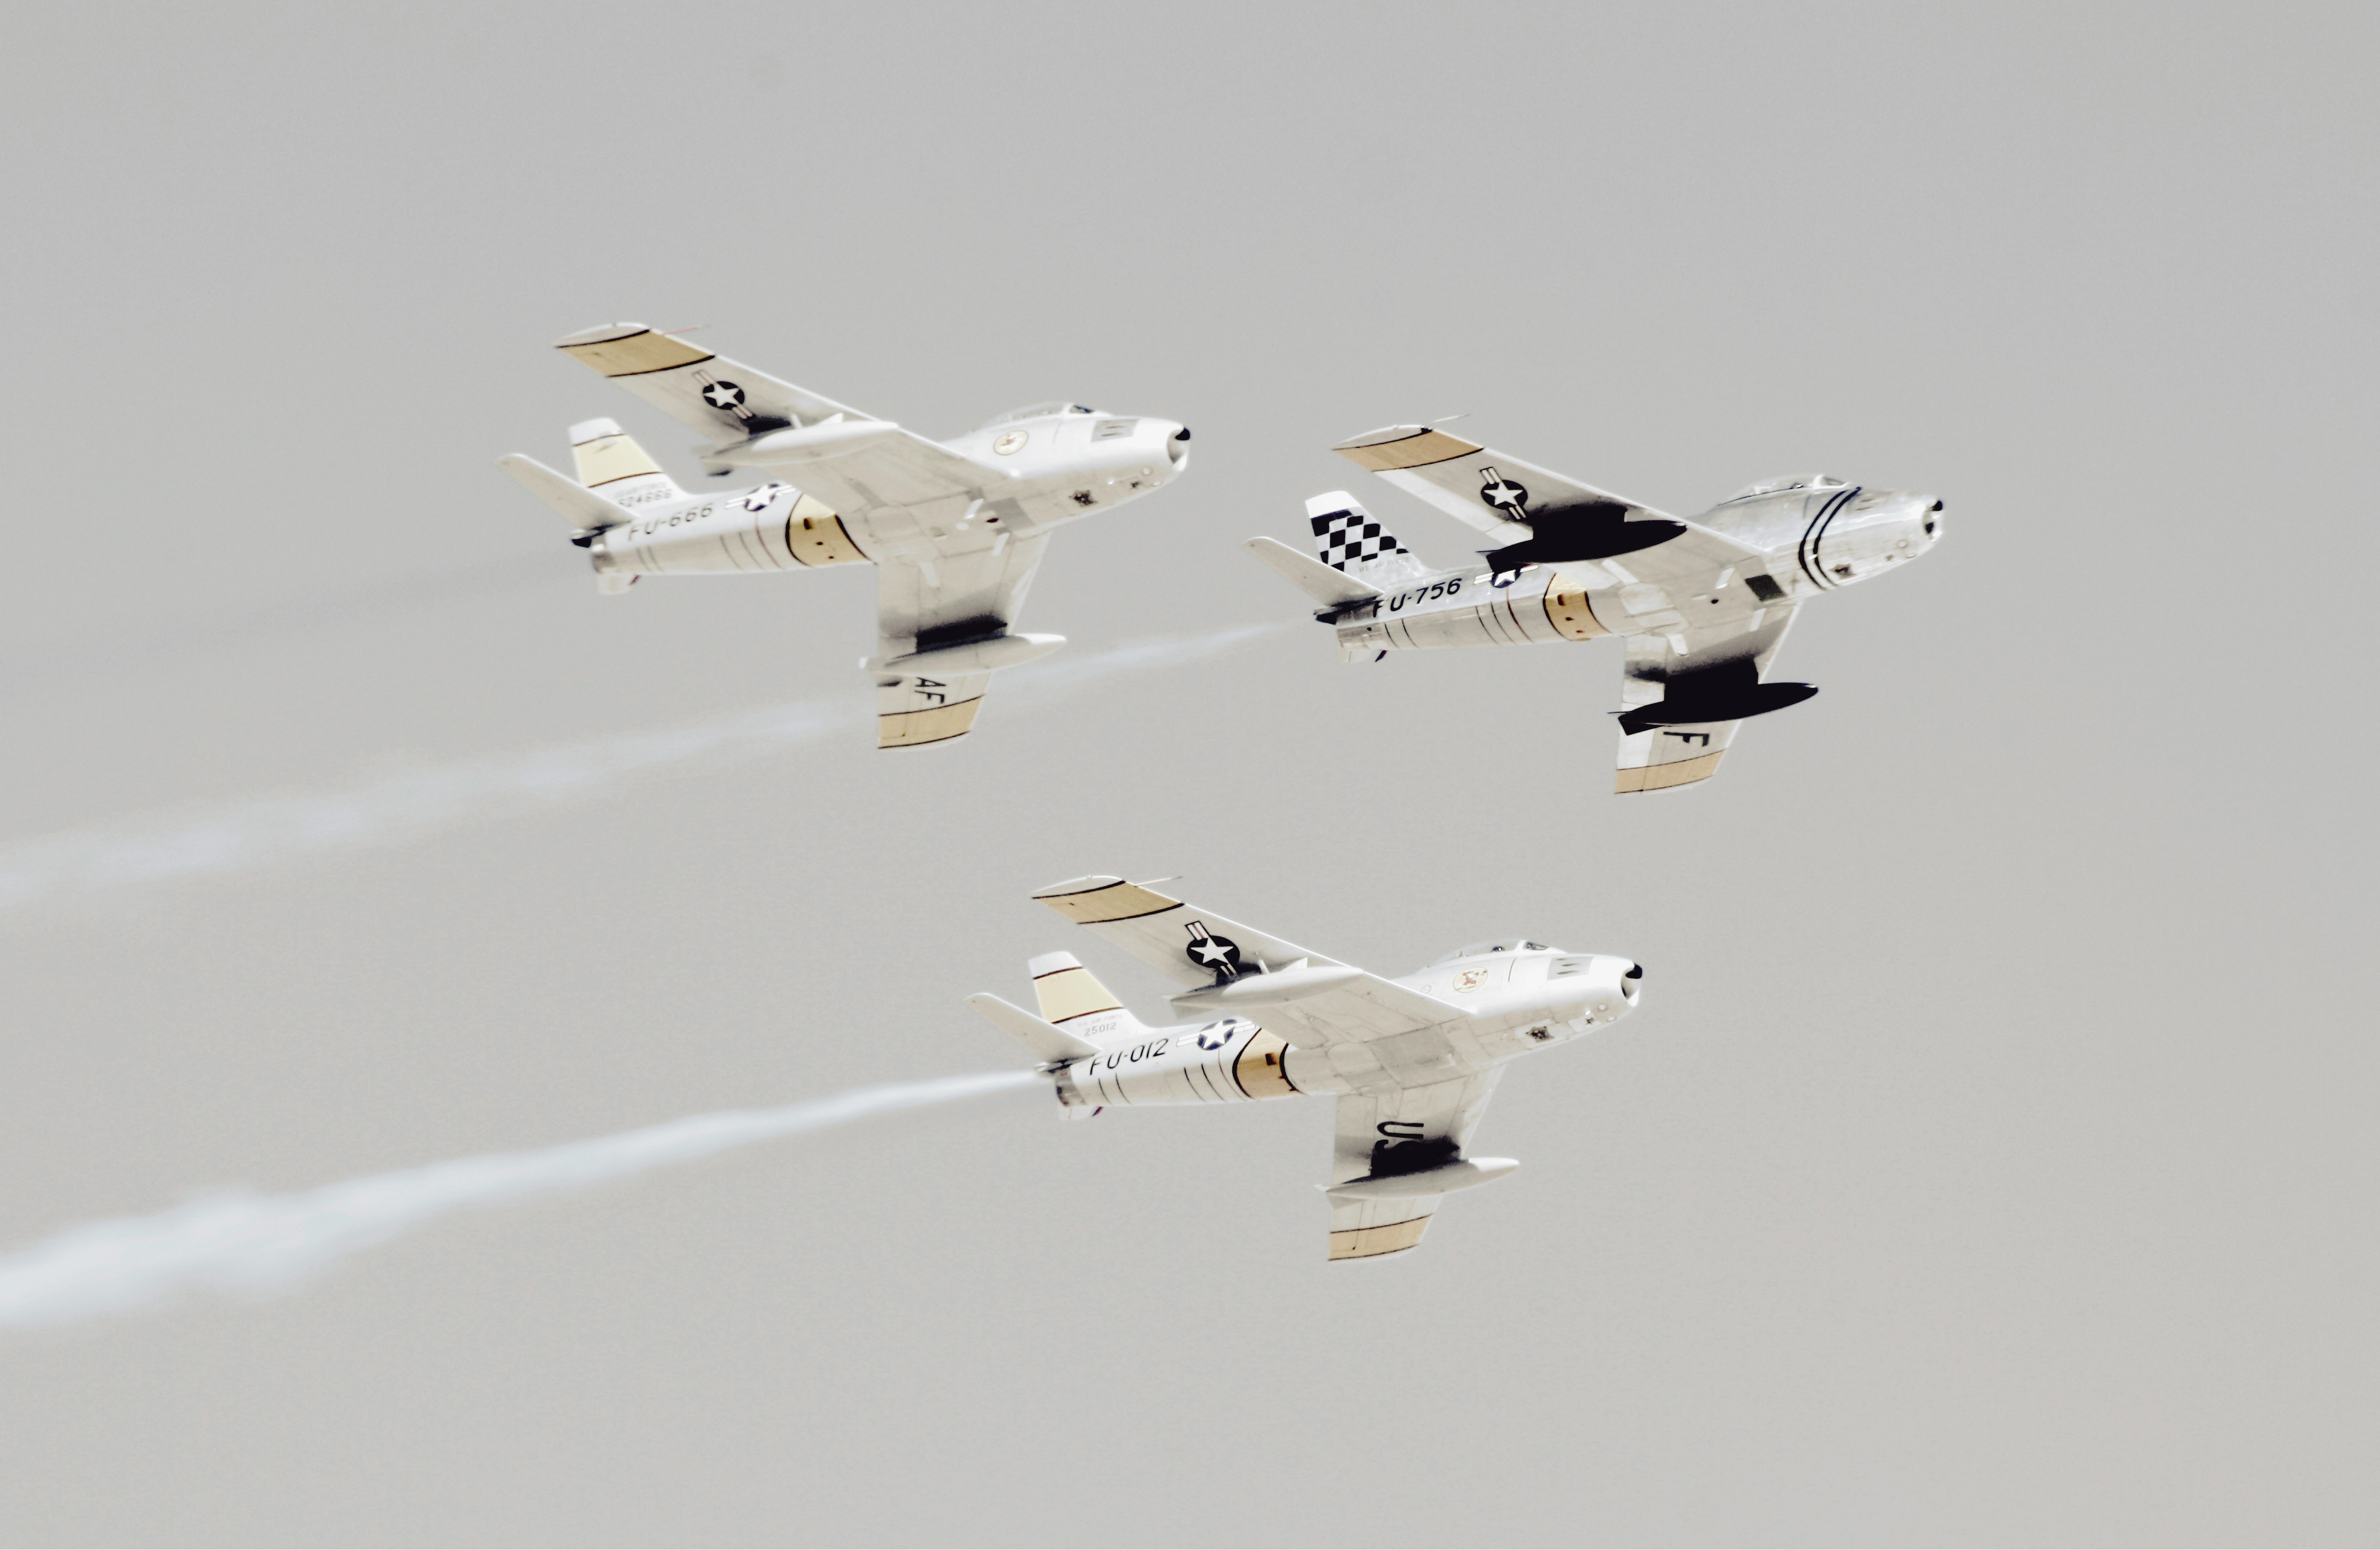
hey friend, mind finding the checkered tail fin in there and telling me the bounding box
[569,417,684,508]
[1306,491,1429,585]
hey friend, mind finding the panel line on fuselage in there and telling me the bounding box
[1796,486,1860,591]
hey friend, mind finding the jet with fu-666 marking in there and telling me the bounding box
[1246,424,1945,792]
[499,323,1191,749]
[968,875,1643,1262]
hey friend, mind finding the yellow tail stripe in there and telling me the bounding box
[1034,966,1123,1024]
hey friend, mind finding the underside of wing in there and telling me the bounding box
[876,669,991,749]
[1327,1069,1504,1262]
[1617,711,1744,793]
[1030,877,1455,1043]
[1334,423,1757,585]
[875,535,1050,656]
[1615,604,1804,793]
[870,536,1051,749]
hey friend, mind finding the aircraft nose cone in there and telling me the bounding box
[1620,960,1643,1002]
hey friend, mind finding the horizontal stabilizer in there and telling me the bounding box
[497,454,636,531]
[966,992,1101,1065]
[1244,536,1381,609]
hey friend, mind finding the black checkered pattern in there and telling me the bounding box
[1310,508,1409,572]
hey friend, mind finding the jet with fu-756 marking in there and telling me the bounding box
[968,875,1643,1262]
[1247,424,1946,792]
[499,323,1191,749]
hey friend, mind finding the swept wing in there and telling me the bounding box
[872,534,1053,748]
[1334,424,1758,585]
[1615,603,1804,792]
[1031,877,1456,1046]
[1327,1069,1504,1261]
[554,323,987,518]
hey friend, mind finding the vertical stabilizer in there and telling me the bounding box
[1030,952,1144,1044]
[570,417,683,509]
[1307,491,1430,585]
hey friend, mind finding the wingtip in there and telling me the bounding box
[552,321,651,349]
[1329,425,1429,452]
[1332,426,1485,472]
[1032,877,1184,924]
[1030,875,1128,901]
[1615,751,1726,793]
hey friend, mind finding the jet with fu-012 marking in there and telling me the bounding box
[968,876,1642,1262]
[1246,424,1945,792]
[499,323,1190,749]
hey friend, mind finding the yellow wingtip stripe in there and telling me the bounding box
[1615,750,1725,793]
[878,698,984,749]
[1328,1216,1431,1260]
[556,328,715,378]
[1036,880,1184,925]
[1333,428,1484,472]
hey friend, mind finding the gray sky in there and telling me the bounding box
[0,1,2372,1543]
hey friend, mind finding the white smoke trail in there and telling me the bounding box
[0,623,1282,913]
[0,1068,1040,1331]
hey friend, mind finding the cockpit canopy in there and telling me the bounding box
[1723,472,1849,502]
[1428,939,1555,966]
[977,402,1101,430]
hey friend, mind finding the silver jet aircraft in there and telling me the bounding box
[969,876,1642,1262]
[1247,425,1944,792]
[500,323,1191,749]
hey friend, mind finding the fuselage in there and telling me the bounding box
[1051,944,1641,1112]
[1328,477,1944,659]
[588,404,1190,579]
